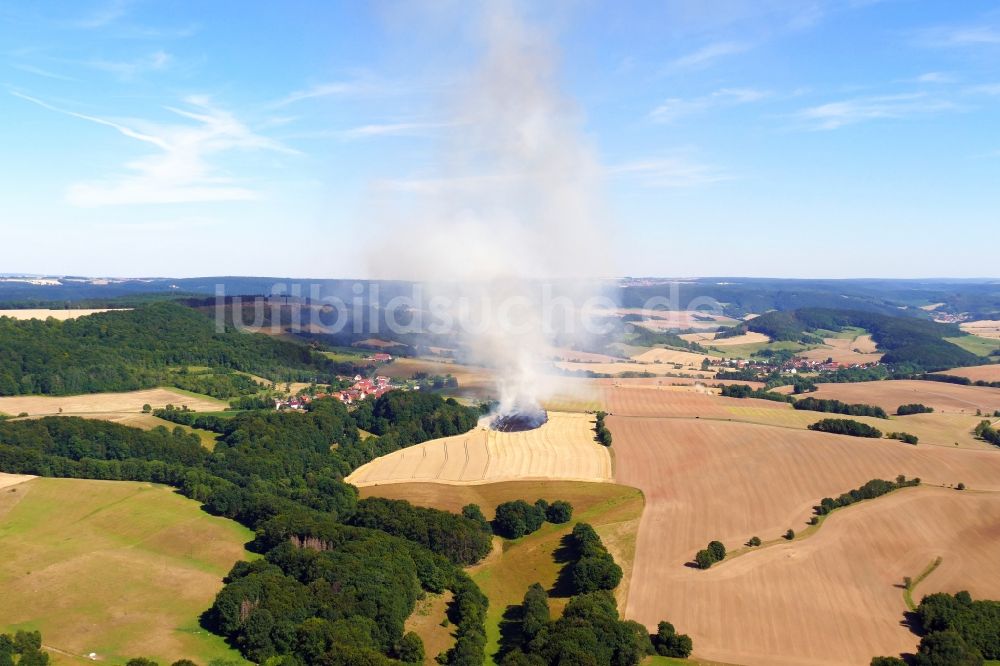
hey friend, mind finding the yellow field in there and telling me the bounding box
[936,363,1000,383]
[0,309,127,321]
[0,388,227,417]
[0,476,251,665]
[797,334,883,364]
[346,411,612,487]
[960,319,1000,339]
[629,348,711,365]
[555,360,711,377]
[680,331,771,347]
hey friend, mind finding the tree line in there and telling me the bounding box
[594,411,612,446]
[808,418,883,438]
[815,476,919,516]
[793,397,888,419]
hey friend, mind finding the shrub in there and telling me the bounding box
[707,540,726,562]
[494,500,546,539]
[748,536,762,547]
[695,549,715,570]
[887,431,919,445]
[545,500,573,524]
[897,403,934,416]
[653,621,694,658]
[784,529,795,540]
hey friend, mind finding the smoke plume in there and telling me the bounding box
[369,2,611,415]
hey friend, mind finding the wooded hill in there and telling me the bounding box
[722,308,979,371]
[0,302,364,396]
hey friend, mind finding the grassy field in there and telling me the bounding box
[359,480,644,664]
[0,476,252,665]
[947,334,1000,356]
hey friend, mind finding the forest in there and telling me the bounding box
[0,391,488,664]
[0,303,363,396]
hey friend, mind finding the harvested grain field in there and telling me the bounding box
[679,331,770,347]
[797,334,883,364]
[0,387,227,417]
[0,477,251,665]
[0,308,127,321]
[611,416,1000,665]
[346,411,612,487]
[555,360,711,377]
[770,379,1000,415]
[548,347,625,363]
[0,472,35,490]
[629,348,710,366]
[935,363,1000,383]
[960,319,1000,339]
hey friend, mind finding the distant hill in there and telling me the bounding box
[724,307,979,371]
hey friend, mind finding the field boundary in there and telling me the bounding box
[904,556,944,611]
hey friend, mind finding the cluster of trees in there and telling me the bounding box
[815,476,919,516]
[0,303,364,396]
[886,431,919,445]
[916,591,1000,660]
[0,390,491,665]
[501,540,690,665]
[352,391,480,443]
[974,420,1000,447]
[348,497,493,565]
[694,540,726,570]
[897,403,935,416]
[808,418,883,438]
[493,499,574,539]
[719,384,794,402]
[567,523,623,593]
[793,397,888,419]
[924,373,1000,390]
[872,590,1000,664]
[153,406,230,432]
[166,368,263,399]
[594,411,612,446]
[0,631,49,666]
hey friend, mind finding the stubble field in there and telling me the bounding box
[346,411,612,487]
[0,387,227,417]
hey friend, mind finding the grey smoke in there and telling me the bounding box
[369,1,612,414]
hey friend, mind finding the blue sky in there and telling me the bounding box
[1,0,998,279]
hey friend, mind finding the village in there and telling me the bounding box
[273,374,400,410]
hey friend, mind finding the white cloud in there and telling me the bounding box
[650,87,769,122]
[13,91,293,206]
[917,24,1000,47]
[666,41,750,71]
[608,157,731,188]
[82,50,172,79]
[72,0,130,29]
[915,71,955,84]
[968,83,1000,95]
[340,122,452,140]
[793,92,958,130]
[271,77,387,108]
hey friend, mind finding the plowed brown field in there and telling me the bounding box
[770,379,1000,414]
[612,415,1000,665]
